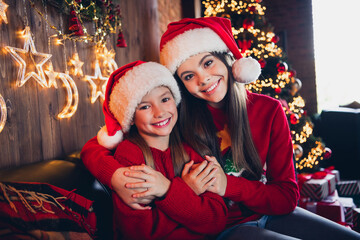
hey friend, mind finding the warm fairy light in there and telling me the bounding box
[69,53,84,77]
[85,60,108,103]
[203,0,265,17]
[288,96,305,113]
[57,72,79,118]
[293,122,313,144]
[296,142,324,170]
[0,94,6,133]
[45,62,58,88]
[5,26,52,88]
[0,0,8,24]
[97,46,118,73]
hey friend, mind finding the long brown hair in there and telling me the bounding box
[127,121,189,177]
[175,52,263,180]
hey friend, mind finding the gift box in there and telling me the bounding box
[336,180,360,197]
[338,197,356,225]
[301,197,345,223]
[320,166,340,182]
[353,208,360,233]
[298,172,336,201]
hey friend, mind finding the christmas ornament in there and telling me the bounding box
[0,94,6,133]
[5,27,52,88]
[85,60,108,103]
[289,69,297,78]
[57,72,79,118]
[248,6,256,13]
[290,113,299,125]
[276,62,288,73]
[275,87,281,94]
[0,0,8,24]
[271,35,280,43]
[237,39,252,53]
[69,53,84,77]
[324,147,332,160]
[293,144,303,159]
[45,62,58,88]
[69,8,84,36]
[116,30,127,48]
[258,58,266,68]
[242,18,254,29]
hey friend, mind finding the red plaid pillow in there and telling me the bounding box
[0,182,97,240]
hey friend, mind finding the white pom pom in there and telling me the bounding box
[232,57,261,84]
[97,125,123,150]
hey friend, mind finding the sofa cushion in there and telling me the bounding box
[0,181,96,239]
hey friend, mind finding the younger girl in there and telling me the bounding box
[98,61,227,239]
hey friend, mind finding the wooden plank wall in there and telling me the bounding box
[0,0,180,169]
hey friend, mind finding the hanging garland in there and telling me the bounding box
[28,0,125,48]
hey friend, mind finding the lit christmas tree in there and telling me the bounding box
[202,0,331,172]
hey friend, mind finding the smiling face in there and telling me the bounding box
[176,52,229,108]
[133,86,178,148]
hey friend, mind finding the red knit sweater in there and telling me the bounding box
[112,140,227,240]
[207,92,299,227]
[81,91,299,229]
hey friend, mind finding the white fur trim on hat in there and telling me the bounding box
[109,62,181,133]
[160,28,229,74]
[97,125,123,150]
[232,57,261,84]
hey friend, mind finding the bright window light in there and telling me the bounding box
[312,0,360,112]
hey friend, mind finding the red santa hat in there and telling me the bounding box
[97,61,182,149]
[160,17,261,83]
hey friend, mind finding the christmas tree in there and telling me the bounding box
[202,0,331,172]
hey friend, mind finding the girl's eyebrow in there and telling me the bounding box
[179,54,212,79]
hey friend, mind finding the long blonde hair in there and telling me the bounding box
[176,52,263,180]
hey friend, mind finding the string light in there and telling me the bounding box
[0,0,8,24]
[97,46,118,74]
[45,62,58,88]
[57,72,79,118]
[5,26,52,88]
[85,60,108,103]
[69,52,84,77]
[0,94,6,133]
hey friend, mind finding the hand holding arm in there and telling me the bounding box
[181,160,218,195]
[205,156,227,196]
[124,164,171,198]
[111,167,155,210]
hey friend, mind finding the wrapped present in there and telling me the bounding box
[336,180,360,197]
[338,197,356,225]
[320,166,340,182]
[353,208,360,233]
[298,172,336,200]
[301,197,345,223]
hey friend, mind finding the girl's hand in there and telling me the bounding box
[124,164,171,199]
[181,160,218,195]
[111,167,153,210]
[205,156,227,196]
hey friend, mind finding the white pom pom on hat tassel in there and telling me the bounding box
[97,125,123,150]
[232,57,261,84]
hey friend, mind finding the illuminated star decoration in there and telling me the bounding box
[5,27,52,88]
[0,0,8,24]
[69,52,84,77]
[45,62,58,88]
[85,60,108,103]
[0,93,6,133]
[98,46,118,74]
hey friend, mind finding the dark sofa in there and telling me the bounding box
[313,107,360,180]
[0,153,113,239]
